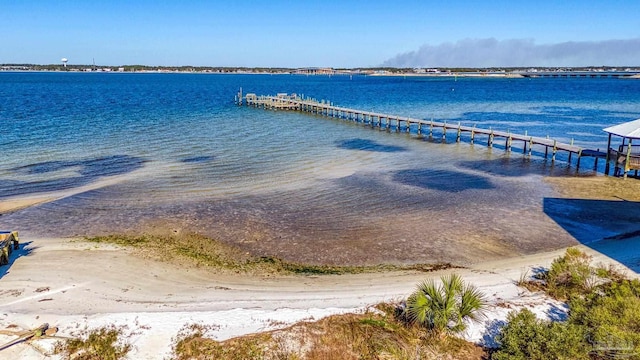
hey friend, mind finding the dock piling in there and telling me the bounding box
[470,125,476,144]
[488,128,494,147]
[442,121,447,140]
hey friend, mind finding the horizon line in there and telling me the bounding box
[3,64,640,70]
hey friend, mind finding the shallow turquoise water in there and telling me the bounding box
[1,73,639,264]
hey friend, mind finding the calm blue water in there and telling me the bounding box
[1,72,639,265]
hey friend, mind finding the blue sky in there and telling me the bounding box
[2,0,639,67]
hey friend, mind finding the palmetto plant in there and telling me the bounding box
[405,273,487,336]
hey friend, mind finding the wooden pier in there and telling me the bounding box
[236,91,597,169]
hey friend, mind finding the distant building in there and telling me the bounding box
[294,67,335,75]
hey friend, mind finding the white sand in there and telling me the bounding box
[0,236,638,359]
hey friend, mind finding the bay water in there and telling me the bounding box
[1,72,639,265]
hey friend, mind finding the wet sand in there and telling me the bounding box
[0,197,53,214]
[2,158,639,267]
[1,171,572,266]
[1,174,640,358]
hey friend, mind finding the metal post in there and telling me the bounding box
[624,138,633,179]
[604,133,612,175]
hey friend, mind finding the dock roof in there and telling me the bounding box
[604,118,640,139]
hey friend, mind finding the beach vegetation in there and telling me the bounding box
[492,309,589,360]
[403,273,487,337]
[54,325,131,360]
[171,303,487,360]
[495,248,640,359]
[535,247,598,299]
[173,324,270,360]
[84,233,457,276]
[520,247,623,300]
[568,278,640,359]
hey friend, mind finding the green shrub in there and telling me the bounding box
[538,247,595,300]
[569,279,640,359]
[492,309,589,360]
[498,249,640,360]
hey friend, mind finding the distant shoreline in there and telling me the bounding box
[369,72,525,78]
[3,63,640,78]
[2,70,639,79]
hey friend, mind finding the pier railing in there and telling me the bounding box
[236,92,601,170]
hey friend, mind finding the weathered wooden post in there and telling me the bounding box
[488,128,494,147]
[442,121,447,140]
[577,149,582,170]
[470,125,476,144]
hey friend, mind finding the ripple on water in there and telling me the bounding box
[3,73,635,264]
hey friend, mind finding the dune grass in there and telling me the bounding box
[172,303,487,360]
[54,326,131,360]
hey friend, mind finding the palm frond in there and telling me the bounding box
[458,284,488,323]
[404,273,488,335]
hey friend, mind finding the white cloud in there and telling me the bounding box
[382,38,640,68]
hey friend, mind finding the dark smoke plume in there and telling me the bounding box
[382,38,640,67]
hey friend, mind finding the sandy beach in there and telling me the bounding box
[0,230,638,359]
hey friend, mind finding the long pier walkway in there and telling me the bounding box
[236,91,603,170]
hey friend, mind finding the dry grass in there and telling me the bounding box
[173,324,272,360]
[172,304,487,360]
[53,325,131,360]
[84,233,459,276]
[515,248,627,300]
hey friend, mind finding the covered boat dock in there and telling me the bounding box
[604,119,640,179]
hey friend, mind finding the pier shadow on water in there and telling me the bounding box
[458,157,587,178]
[1,155,146,198]
[543,197,640,274]
[392,168,494,192]
[180,155,215,163]
[336,138,407,153]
